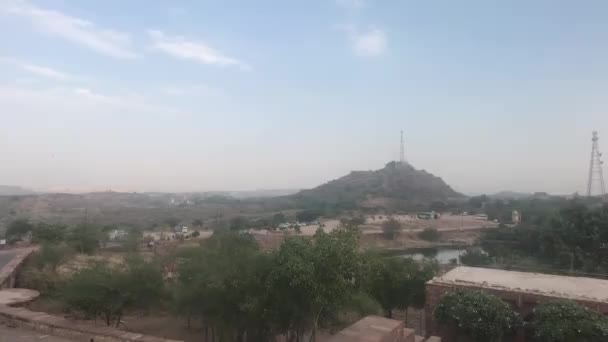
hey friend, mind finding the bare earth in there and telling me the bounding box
[0,324,74,342]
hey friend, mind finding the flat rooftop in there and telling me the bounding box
[429,266,608,303]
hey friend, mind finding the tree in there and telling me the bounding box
[192,219,203,227]
[67,225,102,254]
[5,219,33,242]
[32,223,67,244]
[272,213,287,228]
[296,209,322,223]
[528,301,608,342]
[364,254,436,319]
[62,256,165,326]
[229,216,250,231]
[31,243,73,272]
[460,248,492,266]
[417,227,439,242]
[382,218,401,240]
[172,232,273,341]
[164,217,180,227]
[433,289,521,342]
[267,228,362,342]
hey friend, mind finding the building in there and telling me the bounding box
[425,266,608,341]
[512,210,521,224]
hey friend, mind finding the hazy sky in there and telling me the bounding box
[1,0,607,194]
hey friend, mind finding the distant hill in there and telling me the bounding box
[287,161,464,210]
[0,185,35,196]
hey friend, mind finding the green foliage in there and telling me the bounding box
[164,217,180,227]
[32,223,67,244]
[192,219,203,227]
[67,225,103,254]
[62,256,165,326]
[191,230,200,237]
[382,218,401,240]
[480,203,608,273]
[363,254,436,318]
[173,231,273,340]
[460,248,492,266]
[5,219,33,242]
[267,228,362,341]
[229,216,250,231]
[433,289,521,342]
[296,209,322,222]
[31,243,73,271]
[417,227,440,242]
[271,213,287,227]
[528,301,608,342]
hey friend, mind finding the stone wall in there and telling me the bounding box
[0,248,35,289]
[0,304,182,342]
[425,282,608,342]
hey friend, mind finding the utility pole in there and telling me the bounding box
[587,131,606,197]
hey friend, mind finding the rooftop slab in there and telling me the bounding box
[429,266,608,303]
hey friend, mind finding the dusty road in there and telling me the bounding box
[0,250,19,269]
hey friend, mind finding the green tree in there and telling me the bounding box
[62,256,164,327]
[192,219,203,227]
[296,209,322,223]
[529,301,608,342]
[67,225,103,254]
[31,243,73,272]
[32,223,67,244]
[364,254,436,319]
[417,227,440,242]
[267,228,362,342]
[173,232,273,340]
[229,216,250,231]
[272,213,287,228]
[382,218,401,240]
[5,219,33,242]
[460,248,492,266]
[433,289,521,342]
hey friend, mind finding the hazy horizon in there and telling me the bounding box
[1,0,607,195]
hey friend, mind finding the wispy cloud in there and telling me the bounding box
[335,0,366,10]
[148,30,250,70]
[352,28,387,57]
[0,57,69,80]
[1,1,137,59]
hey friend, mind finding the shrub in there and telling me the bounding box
[460,248,492,266]
[417,227,439,242]
[382,218,401,240]
[528,300,608,341]
[433,289,521,342]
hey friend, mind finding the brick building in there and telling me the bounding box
[425,266,608,341]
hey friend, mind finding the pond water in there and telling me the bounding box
[397,247,465,264]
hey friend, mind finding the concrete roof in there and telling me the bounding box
[429,266,608,303]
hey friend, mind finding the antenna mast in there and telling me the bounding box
[587,131,606,197]
[400,130,406,165]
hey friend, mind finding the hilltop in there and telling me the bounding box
[288,161,464,211]
[0,185,35,196]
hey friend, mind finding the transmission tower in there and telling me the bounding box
[400,130,406,165]
[587,131,606,197]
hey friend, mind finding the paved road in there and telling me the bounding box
[0,324,76,341]
[0,250,18,269]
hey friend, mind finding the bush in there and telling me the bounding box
[528,300,608,341]
[433,289,521,342]
[460,248,492,266]
[417,227,439,242]
[382,218,401,240]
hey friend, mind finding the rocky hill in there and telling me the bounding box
[289,161,464,210]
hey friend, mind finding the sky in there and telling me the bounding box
[1,0,607,194]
